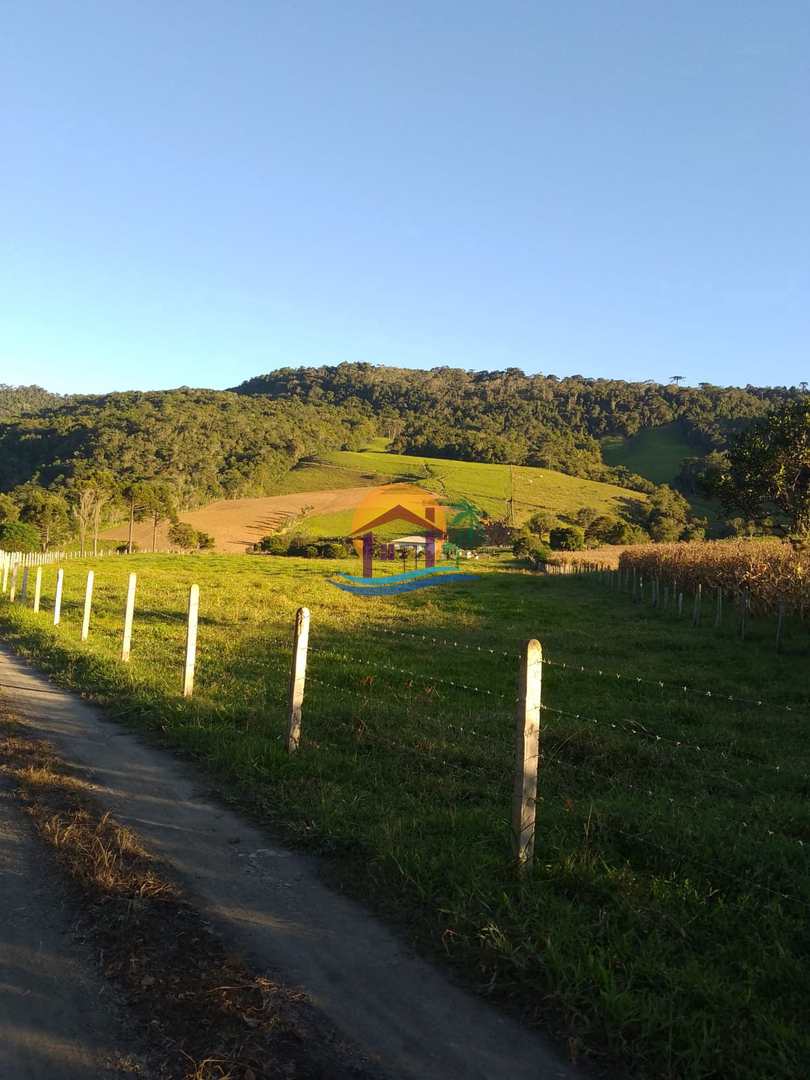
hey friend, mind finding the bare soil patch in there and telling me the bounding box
[102,487,395,554]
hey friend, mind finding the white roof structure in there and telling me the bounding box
[391,535,430,546]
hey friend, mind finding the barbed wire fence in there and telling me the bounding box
[2,563,809,911]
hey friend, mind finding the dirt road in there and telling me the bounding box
[0,775,141,1078]
[0,643,580,1080]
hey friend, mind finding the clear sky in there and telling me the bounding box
[1,1,808,395]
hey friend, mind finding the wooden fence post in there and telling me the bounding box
[286,606,311,753]
[182,584,200,697]
[739,589,748,641]
[775,600,785,654]
[81,570,94,642]
[33,567,42,613]
[692,583,702,627]
[121,573,137,662]
[512,638,542,872]
[714,587,723,629]
[20,566,29,602]
[53,568,64,625]
[9,562,18,603]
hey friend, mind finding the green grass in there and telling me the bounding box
[267,458,386,495]
[601,423,695,485]
[2,555,809,1079]
[307,448,647,525]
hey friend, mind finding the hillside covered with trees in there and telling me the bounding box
[233,364,798,486]
[0,389,376,553]
[0,383,66,421]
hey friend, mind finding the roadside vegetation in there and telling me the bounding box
[1,553,808,1079]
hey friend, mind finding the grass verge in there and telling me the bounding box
[1,554,809,1079]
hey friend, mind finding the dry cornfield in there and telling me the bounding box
[619,539,809,614]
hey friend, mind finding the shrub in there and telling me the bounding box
[255,534,290,555]
[585,514,619,545]
[549,525,585,551]
[168,522,198,550]
[196,531,215,551]
[526,511,556,538]
[0,520,41,552]
[574,507,600,530]
[322,541,348,558]
[606,521,650,545]
[304,545,319,558]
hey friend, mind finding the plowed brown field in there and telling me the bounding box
[103,486,393,553]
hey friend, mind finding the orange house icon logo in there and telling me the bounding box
[348,485,447,578]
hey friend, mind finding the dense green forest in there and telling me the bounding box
[0,383,66,421]
[0,389,375,506]
[233,364,797,485]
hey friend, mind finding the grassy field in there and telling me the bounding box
[296,448,647,537]
[103,449,649,551]
[1,554,808,1079]
[601,423,695,485]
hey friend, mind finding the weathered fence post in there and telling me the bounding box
[775,600,785,654]
[121,573,137,662]
[1,554,9,593]
[9,562,19,603]
[53,568,64,625]
[714,587,723,629]
[81,570,94,642]
[739,589,748,641]
[33,566,42,613]
[20,566,29,602]
[182,584,200,697]
[286,606,311,753]
[692,583,702,627]
[512,638,542,872]
[677,591,683,617]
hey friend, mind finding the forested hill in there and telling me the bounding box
[232,364,796,484]
[0,389,375,507]
[0,383,66,421]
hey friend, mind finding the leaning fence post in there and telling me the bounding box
[33,566,42,613]
[53,568,64,625]
[121,573,137,662]
[286,606,311,753]
[20,566,29,602]
[9,562,19,603]
[512,638,542,872]
[182,584,200,697]
[81,570,94,642]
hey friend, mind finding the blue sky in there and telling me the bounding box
[1,1,808,395]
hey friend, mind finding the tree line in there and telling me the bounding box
[232,363,800,487]
[0,388,376,552]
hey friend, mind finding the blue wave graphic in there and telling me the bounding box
[337,565,464,585]
[330,573,479,597]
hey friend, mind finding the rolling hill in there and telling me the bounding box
[103,446,648,552]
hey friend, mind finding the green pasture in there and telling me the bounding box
[1,554,808,1079]
[601,423,695,485]
[284,449,647,536]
